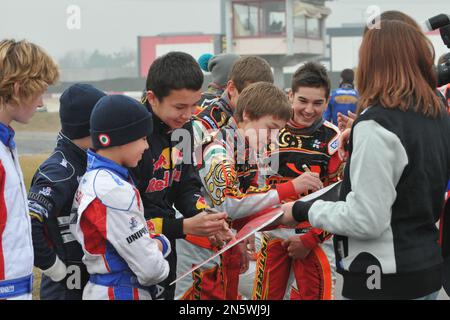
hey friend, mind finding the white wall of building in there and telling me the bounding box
[155,43,215,61]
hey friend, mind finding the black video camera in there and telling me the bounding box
[424,14,450,86]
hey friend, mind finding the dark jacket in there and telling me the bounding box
[130,104,208,299]
[335,105,450,299]
[131,106,207,239]
[28,133,88,293]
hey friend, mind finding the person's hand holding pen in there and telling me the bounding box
[289,164,323,195]
[183,207,231,237]
[203,208,234,247]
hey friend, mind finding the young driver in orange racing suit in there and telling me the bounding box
[175,82,324,300]
[252,62,344,300]
[176,56,276,300]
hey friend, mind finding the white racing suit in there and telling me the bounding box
[70,151,170,300]
[0,124,34,300]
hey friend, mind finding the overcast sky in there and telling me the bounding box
[1,0,449,59]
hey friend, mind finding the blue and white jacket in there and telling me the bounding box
[70,150,170,300]
[0,123,34,299]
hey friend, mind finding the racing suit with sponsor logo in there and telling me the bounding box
[252,119,343,300]
[176,93,235,300]
[324,84,358,126]
[28,133,88,299]
[0,123,34,300]
[192,91,234,150]
[197,83,225,109]
[70,150,170,300]
[130,103,210,300]
[175,117,299,300]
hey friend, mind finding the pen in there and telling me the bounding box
[204,207,220,214]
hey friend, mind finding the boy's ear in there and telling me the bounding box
[13,82,20,95]
[227,80,237,97]
[146,90,158,106]
[288,89,294,103]
[13,82,21,98]
[242,110,250,123]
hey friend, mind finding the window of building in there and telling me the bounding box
[292,0,326,39]
[233,1,286,38]
[306,17,320,38]
[262,1,286,35]
[294,14,306,37]
[233,3,260,37]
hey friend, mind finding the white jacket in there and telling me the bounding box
[0,131,34,300]
[70,152,170,300]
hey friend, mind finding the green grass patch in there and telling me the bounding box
[19,154,49,190]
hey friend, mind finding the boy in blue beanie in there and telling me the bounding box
[71,95,171,300]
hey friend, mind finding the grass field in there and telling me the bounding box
[20,154,49,189]
[19,154,50,300]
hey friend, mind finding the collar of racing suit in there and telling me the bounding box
[219,91,235,116]
[86,149,131,181]
[287,118,325,136]
[57,132,88,164]
[0,122,16,149]
[207,82,224,93]
[227,116,244,144]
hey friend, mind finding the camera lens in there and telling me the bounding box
[437,60,450,87]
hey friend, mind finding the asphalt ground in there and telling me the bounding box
[15,131,58,155]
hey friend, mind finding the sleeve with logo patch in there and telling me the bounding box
[131,151,185,239]
[171,122,211,218]
[327,148,345,184]
[298,148,343,249]
[199,143,297,221]
[87,198,170,286]
[28,170,71,271]
[172,162,210,218]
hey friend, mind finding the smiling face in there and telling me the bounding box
[147,89,201,129]
[117,137,149,168]
[242,113,286,151]
[290,86,328,127]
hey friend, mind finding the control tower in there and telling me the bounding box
[223,0,331,88]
